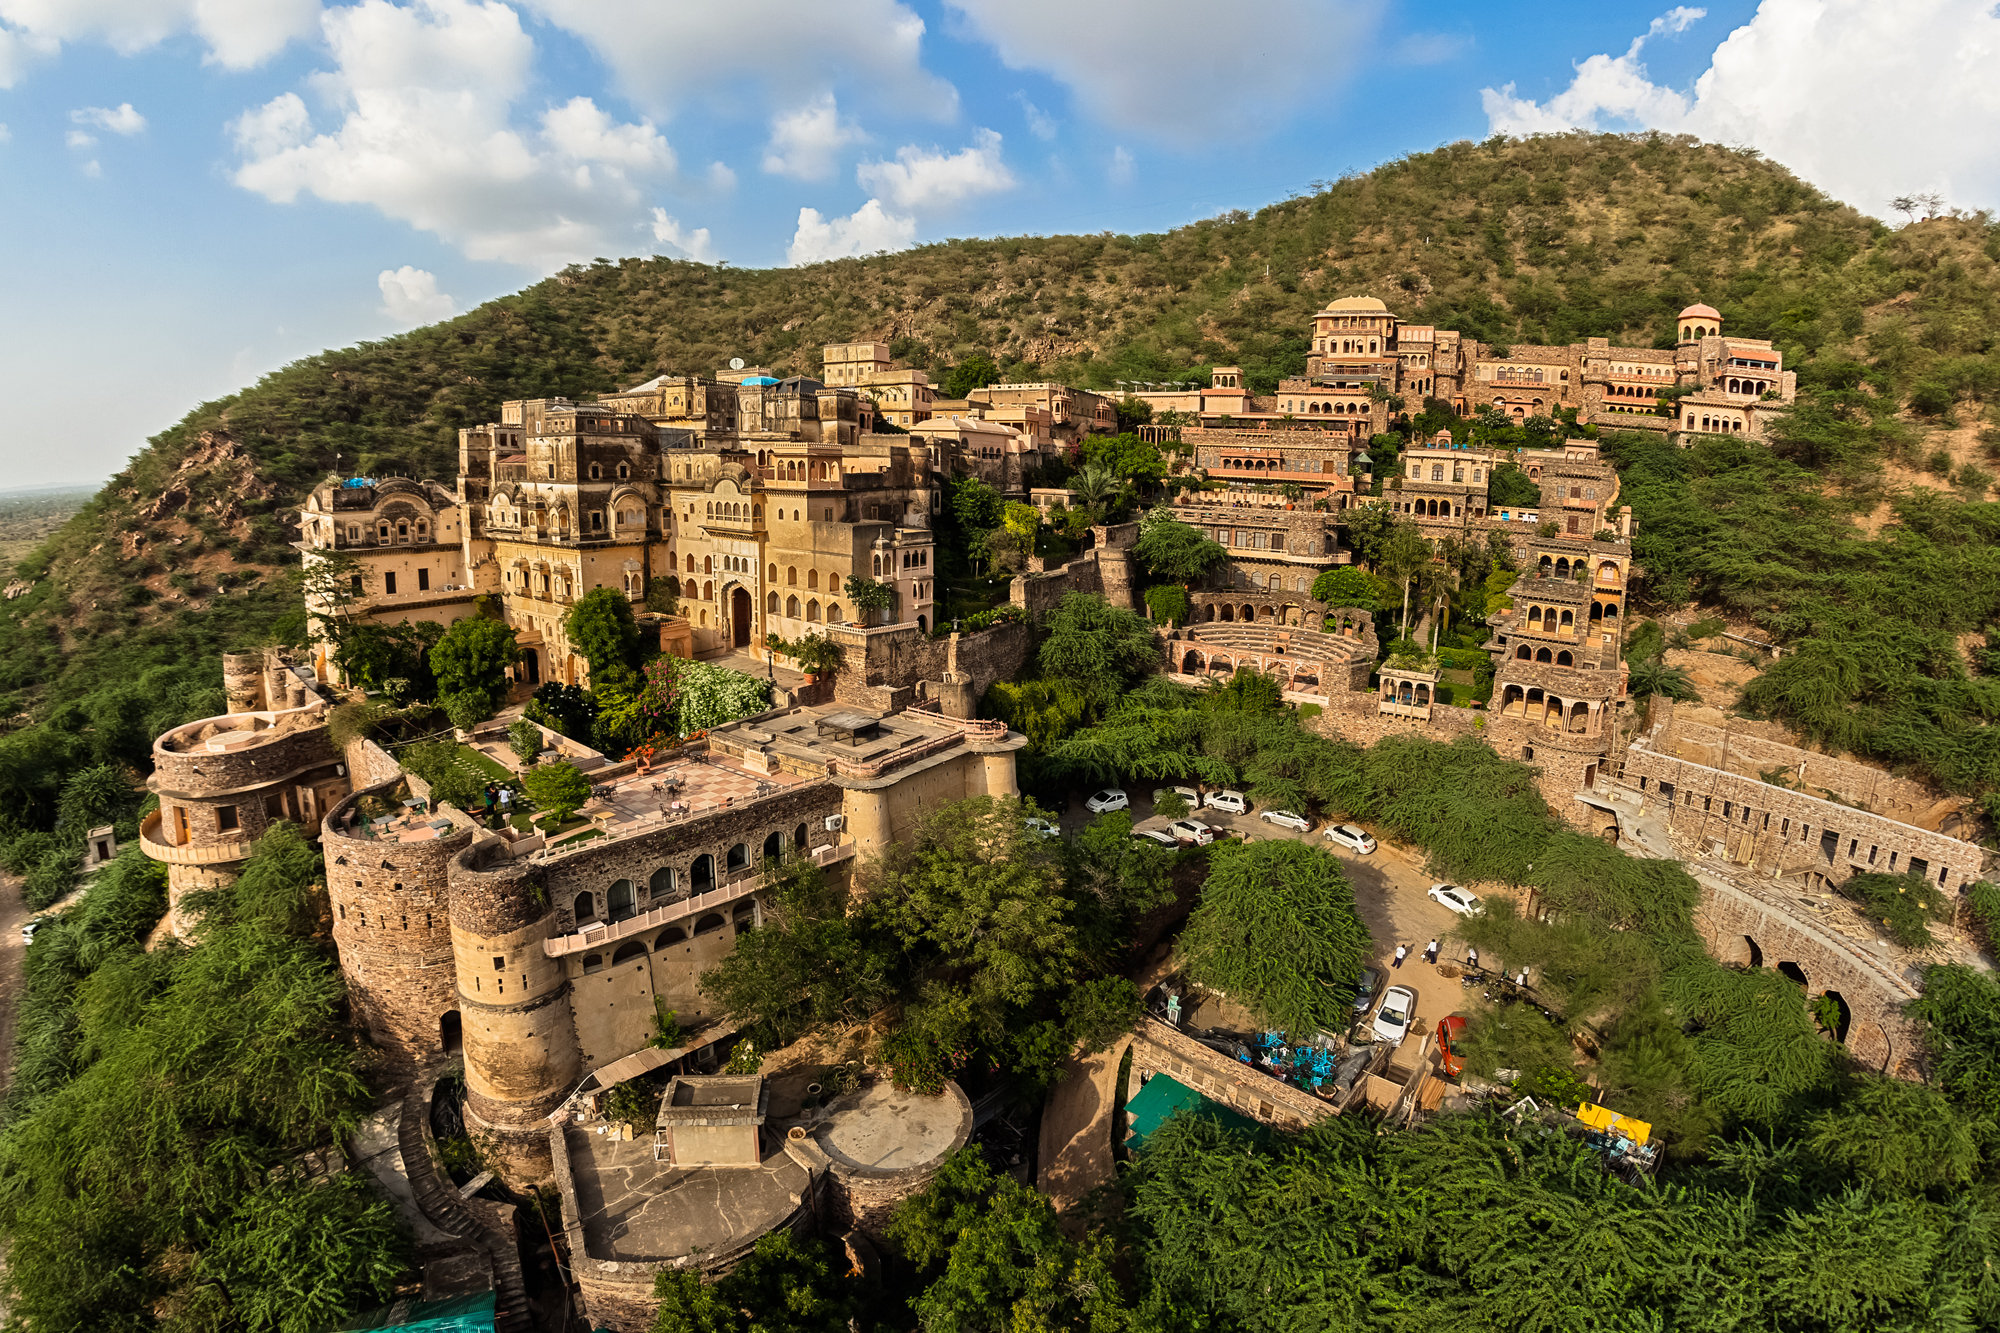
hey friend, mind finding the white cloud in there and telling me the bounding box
[377,265,455,323]
[786,199,917,266]
[857,128,1015,211]
[762,94,865,181]
[80,158,100,177]
[1014,92,1057,141]
[71,102,145,134]
[1109,145,1134,185]
[229,0,683,270]
[1481,0,2000,215]
[522,0,957,120]
[0,0,317,72]
[707,161,737,193]
[65,130,95,149]
[0,123,10,142]
[650,209,719,263]
[946,0,1384,141]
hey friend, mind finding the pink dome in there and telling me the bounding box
[1679,303,1721,321]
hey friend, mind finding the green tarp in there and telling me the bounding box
[331,1290,496,1332]
[1123,1073,1263,1150]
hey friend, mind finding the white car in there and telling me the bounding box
[1202,789,1249,815]
[1372,985,1416,1045]
[1166,819,1215,846]
[1024,816,1060,840]
[1131,828,1180,849]
[1259,809,1311,832]
[1429,883,1483,916]
[1152,785,1200,807]
[1323,823,1378,854]
[1085,789,1129,814]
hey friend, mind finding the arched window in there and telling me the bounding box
[574,891,596,921]
[807,599,821,622]
[787,566,797,585]
[694,912,727,935]
[703,555,713,575]
[767,591,779,614]
[703,580,713,600]
[726,842,748,871]
[608,879,635,920]
[763,831,782,861]
[650,866,676,898]
[686,554,696,572]
[808,570,819,590]
[786,595,800,617]
[611,940,647,965]
[829,603,843,622]
[582,953,604,975]
[1556,650,1574,666]
[691,854,714,893]
[768,563,777,582]
[656,926,687,948]
[795,822,809,849]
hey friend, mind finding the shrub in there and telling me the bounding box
[521,761,593,826]
[1841,871,1950,948]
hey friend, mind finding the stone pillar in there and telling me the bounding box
[982,751,1018,799]
[843,788,892,858]
[448,849,581,1186]
[222,652,265,714]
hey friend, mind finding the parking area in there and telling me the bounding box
[1053,786,1484,1042]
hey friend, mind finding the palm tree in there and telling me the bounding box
[1069,464,1122,510]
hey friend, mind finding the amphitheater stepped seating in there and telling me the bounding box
[1180,624,1369,665]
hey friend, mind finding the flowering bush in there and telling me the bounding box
[641,656,771,735]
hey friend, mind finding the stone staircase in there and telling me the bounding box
[397,1071,534,1333]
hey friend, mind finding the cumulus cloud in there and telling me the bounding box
[377,265,455,323]
[65,130,94,149]
[707,161,738,193]
[522,0,957,120]
[762,93,865,181]
[946,0,1384,141]
[0,0,317,73]
[786,199,917,266]
[650,209,719,263]
[1109,145,1134,185]
[80,158,101,177]
[856,128,1015,211]
[229,0,682,270]
[1482,0,2000,214]
[71,102,145,134]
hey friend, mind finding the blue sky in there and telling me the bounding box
[0,0,1991,489]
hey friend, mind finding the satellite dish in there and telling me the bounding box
[729,357,745,370]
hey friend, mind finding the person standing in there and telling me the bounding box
[1466,945,1479,971]
[1516,967,1529,988]
[1392,943,1409,969]
[1424,938,1440,965]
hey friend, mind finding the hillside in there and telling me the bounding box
[5,130,2000,727]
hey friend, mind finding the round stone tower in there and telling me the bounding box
[447,840,581,1185]
[323,781,473,1077]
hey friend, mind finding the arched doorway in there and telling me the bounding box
[1777,961,1808,988]
[440,1011,462,1054]
[731,586,752,648]
[523,648,541,685]
[1820,990,1852,1043]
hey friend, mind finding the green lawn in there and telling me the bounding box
[453,744,516,785]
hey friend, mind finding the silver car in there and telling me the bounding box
[1259,809,1310,832]
[1085,789,1129,813]
[1372,985,1416,1045]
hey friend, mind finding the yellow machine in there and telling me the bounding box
[1575,1101,1652,1147]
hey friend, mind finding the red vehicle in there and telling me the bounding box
[1436,1015,1468,1077]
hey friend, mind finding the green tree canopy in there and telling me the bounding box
[1133,506,1228,584]
[1081,432,1168,487]
[428,617,520,711]
[521,759,593,824]
[564,585,643,676]
[1309,566,1380,609]
[1036,593,1161,707]
[1177,839,1370,1038]
[944,354,1000,398]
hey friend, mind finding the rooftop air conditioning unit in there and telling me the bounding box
[823,815,844,832]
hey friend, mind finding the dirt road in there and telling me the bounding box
[0,871,31,1098]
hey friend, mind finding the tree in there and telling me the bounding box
[399,739,482,812]
[439,687,493,731]
[1069,463,1125,510]
[1488,462,1543,508]
[565,586,643,676]
[1177,839,1370,1038]
[1115,395,1154,432]
[1080,432,1167,488]
[1377,521,1432,634]
[1143,583,1191,626]
[1341,502,1399,569]
[508,717,543,766]
[1626,655,1700,701]
[521,760,593,825]
[428,618,520,713]
[651,1230,858,1333]
[527,680,597,739]
[1310,566,1380,609]
[1132,506,1227,585]
[1037,593,1160,708]
[843,574,894,625]
[944,354,1000,399]
[766,630,843,677]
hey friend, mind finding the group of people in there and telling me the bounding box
[1390,939,1529,988]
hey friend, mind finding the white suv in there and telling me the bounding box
[1202,790,1249,815]
[1166,819,1215,846]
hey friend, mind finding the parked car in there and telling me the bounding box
[1202,789,1249,815]
[1428,883,1483,916]
[1024,816,1060,840]
[1259,808,1311,832]
[1348,965,1385,1016]
[1085,788,1130,814]
[1372,985,1416,1046]
[1436,1015,1468,1077]
[1323,823,1378,854]
[1166,819,1216,846]
[1131,828,1180,849]
[1151,785,1200,807]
